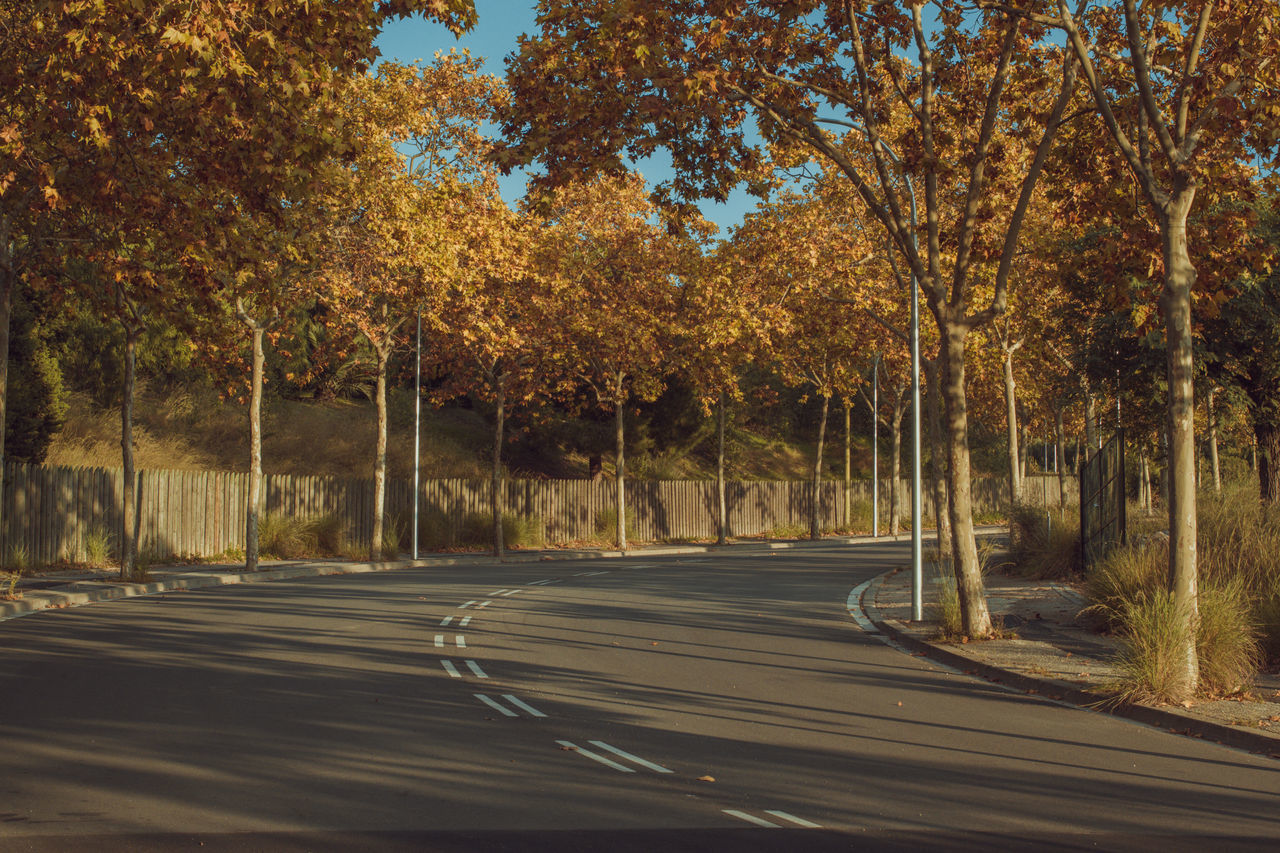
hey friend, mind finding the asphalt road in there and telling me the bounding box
[1,541,1277,851]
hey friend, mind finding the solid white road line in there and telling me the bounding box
[846,579,880,634]
[502,694,547,718]
[765,810,823,828]
[587,740,673,773]
[474,694,518,717]
[441,660,461,678]
[723,810,779,828]
[556,741,635,773]
[465,660,488,678]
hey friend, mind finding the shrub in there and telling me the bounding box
[83,526,113,567]
[1108,589,1192,704]
[930,570,963,641]
[764,522,808,540]
[380,514,406,560]
[258,512,315,560]
[1196,578,1262,695]
[311,512,347,555]
[594,507,638,544]
[1008,503,1081,579]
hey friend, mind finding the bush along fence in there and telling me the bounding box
[0,462,1074,566]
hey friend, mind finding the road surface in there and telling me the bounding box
[1,541,1277,851]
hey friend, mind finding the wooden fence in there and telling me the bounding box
[0,462,1074,565]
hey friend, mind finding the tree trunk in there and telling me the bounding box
[120,324,140,579]
[939,323,992,638]
[843,399,852,529]
[1258,420,1280,505]
[924,357,951,555]
[811,391,830,540]
[1003,345,1021,506]
[614,372,627,551]
[0,216,11,546]
[246,323,265,572]
[1140,445,1152,511]
[492,381,506,558]
[1208,388,1221,495]
[717,389,728,545]
[1054,401,1067,506]
[371,342,390,561]
[890,392,905,537]
[1160,192,1200,701]
[1083,379,1100,452]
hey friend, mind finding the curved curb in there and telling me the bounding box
[857,569,1280,760]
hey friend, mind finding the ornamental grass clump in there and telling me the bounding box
[1088,482,1278,700]
[1008,503,1081,579]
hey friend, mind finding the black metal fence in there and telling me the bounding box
[1080,431,1126,570]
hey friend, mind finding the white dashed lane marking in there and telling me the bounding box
[434,635,467,648]
[457,600,478,610]
[474,693,547,718]
[439,616,454,627]
[555,740,672,773]
[441,660,488,679]
[723,809,823,829]
[459,615,472,627]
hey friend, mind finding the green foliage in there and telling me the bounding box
[5,289,68,463]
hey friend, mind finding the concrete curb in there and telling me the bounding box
[0,530,902,624]
[859,568,1280,759]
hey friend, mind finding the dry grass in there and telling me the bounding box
[44,387,489,478]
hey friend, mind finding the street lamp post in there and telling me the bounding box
[413,310,422,561]
[872,353,879,539]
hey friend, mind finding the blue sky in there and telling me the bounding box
[374,3,759,235]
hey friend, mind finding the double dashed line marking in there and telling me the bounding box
[555,740,673,774]
[474,693,547,718]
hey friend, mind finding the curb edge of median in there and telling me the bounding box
[856,568,1280,760]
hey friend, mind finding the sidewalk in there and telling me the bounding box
[864,565,1280,758]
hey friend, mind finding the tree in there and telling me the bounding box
[434,189,543,557]
[532,173,692,551]
[1044,0,1280,699]
[318,56,503,560]
[2,1,477,575]
[499,1,1078,637]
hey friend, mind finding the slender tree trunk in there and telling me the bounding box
[371,343,390,561]
[843,399,852,529]
[120,324,140,579]
[614,372,626,551]
[0,217,12,547]
[492,380,506,558]
[1160,193,1200,701]
[1208,388,1221,495]
[1054,401,1067,506]
[1083,378,1100,452]
[717,389,727,545]
[1003,345,1021,506]
[811,392,830,540]
[1257,420,1280,506]
[890,392,905,537]
[939,323,992,638]
[246,323,265,572]
[1251,436,1258,475]
[236,300,276,574]
[1141,445,1152,511]
[924,357,951,555]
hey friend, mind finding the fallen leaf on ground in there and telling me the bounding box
[697,775,715,782]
